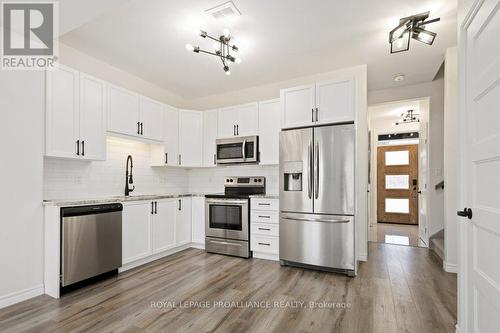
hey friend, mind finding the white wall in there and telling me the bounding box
[44,137,189,200]
[368,78,445,238]
[444,47,458,270]
[0,71,45,307]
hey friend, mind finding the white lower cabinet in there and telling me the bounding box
[176,197,192,245]
[250,198,279,261]
[152,199,177,253]
[122,201,153,264]
[191,197,206,246]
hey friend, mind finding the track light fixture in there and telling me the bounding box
[186,29,241,75]
[394,110,420,126]
[389,11,440,54]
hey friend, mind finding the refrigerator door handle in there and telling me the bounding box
[308,140,312,199]
[315,141,319,199]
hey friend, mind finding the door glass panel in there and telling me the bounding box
[385,175,409,189]
[385,198,409,213]
[385,150,409,165]
[209,205,242,230]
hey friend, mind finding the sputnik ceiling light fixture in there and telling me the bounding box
[186,29,241,75]
[394,109,420,126]
[389,11,440,54]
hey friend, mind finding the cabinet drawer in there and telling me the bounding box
[251,210,278,224]
[251,222,279,237]
[251,235,279,254]
[251,198,279,211]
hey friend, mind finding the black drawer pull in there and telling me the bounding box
[258,215,270,218]
[258,203,271,206]
[258,242,271,246]
[258,228,271,231]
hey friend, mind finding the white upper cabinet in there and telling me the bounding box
[202,110,218,167]
[46,65,106,160]
[152,199,177,253]
[281,78,355,129]
[218,102,259,138]
[163,105,179,166]
[79,73,107,161]
[178,110,203,167]
[315,79,354,125]
[258,99,281,165]
[280,84,315,129]
[46,65,80,159]
[139,97,164,141]
[107,85,140,137]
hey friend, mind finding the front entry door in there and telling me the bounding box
[377,144,418,224]
[460,0,500,331]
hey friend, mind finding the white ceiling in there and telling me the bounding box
[60,0,457,99]
[369,99,422,122]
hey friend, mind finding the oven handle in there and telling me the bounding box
[206,199,248,205]
[209,240,243,247]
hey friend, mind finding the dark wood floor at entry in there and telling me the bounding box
[0,242,457,333]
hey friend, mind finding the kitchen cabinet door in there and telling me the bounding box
[139,97,164,141]
[218,107,239,138]
[122,201,153,264]
[45,65,80,159]
[258,99,280,165]
[315,78,354,125]
[191,197,205,245]
[107,85,140,137]
[176,198,192,245]
[202,110,218,167]
[79,73,107,161]
[178,110,203,167]
[163,105,179,166]
[152,199,177,253]
[280,84,315,129]
[236,102,259,136]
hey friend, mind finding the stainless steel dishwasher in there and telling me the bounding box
[61,203,123,287]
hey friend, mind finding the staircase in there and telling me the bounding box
[429,229,445,262]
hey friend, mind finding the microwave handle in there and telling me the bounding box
[242,139,246,161]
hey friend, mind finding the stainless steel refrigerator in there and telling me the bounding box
[279,123,355,276]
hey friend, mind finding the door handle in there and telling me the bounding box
[258,242,271,246]
[242,139,247,161]
[81,140,85,157]
[308,140,312,199]
[236,124,239,136]
[311,108,314,122]
[76,140,80,156]
[315,141,319,199]
[210,240,242,247]
[315,107,319,122]
[179,154,181,165]
[213,154,216,165]
[233,125,236,136]
[457,208,472,219]
[258,215,270,218]
[154,201,157,214]
[258,228,271,231]
[151,201,154,215]
[137,122,140,135]
[140,122,143,135]
[282,216,350,224]
[165,153,168,164]
[178,199,181,211]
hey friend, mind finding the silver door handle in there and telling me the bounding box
[210,240,242,247]
[308,140,312,199]
[315,141,319,199]
[242,139,246,160]
[282,216,349,224]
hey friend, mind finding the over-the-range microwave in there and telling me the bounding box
[216,136,259,165]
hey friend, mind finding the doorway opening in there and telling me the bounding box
[368,98,429,247]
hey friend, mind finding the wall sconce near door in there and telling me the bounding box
[389,11,440,54]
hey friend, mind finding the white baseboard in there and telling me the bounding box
[358,253,368,262]
[253,252,279,261]
[190,242,205,250]
[119,243,192,273]
[443,261,457,274]
[0,285,44,309]
[455,324,461,333]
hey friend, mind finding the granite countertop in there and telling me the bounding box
[249,194,279,199]
[43,193,210,207]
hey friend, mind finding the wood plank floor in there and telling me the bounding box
[0,242,457,333]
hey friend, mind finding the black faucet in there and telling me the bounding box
[125,155,135,196]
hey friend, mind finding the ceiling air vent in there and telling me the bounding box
[205,1,241,20]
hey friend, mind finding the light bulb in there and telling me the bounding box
[185,44,194,52]
[395,37,404,48]
[235,58,242,64]
[223,28,231,38]
[225,70,231,76]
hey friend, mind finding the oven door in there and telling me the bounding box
[216,136,258,164]
[205,198,249,241]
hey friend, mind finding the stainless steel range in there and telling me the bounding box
[205,176,265,258]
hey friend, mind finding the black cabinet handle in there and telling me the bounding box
[258,215,271,218]
[213,154,216,165]
[258,242,271,246]
[236,124,239,136]
[165,153,168,164]
[311,108,314,122]
[154,201,157,214]
[76,140,80,156]
[178,154,181,165]
[81,141,85,156]
[258,203,271,206]
[233,125,236,136]
[315,108,319,122]
[258,228,271,231]
[457,208,473,219]
[137,122,140,134]
[151,201,154,214]
[140,122,143,135]
[178,199,181,211]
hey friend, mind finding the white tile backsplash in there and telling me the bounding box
[44,137,279,200]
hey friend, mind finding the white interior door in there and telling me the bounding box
[79,73,106,161]
[461,0,500,331]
